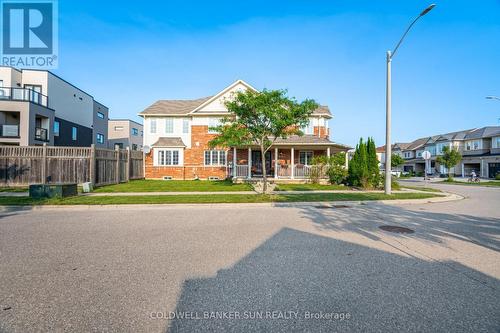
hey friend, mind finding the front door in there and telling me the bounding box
[251,151,272,176]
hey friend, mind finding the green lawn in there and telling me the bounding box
[275,183,349,191]
[0,187,28,192]
[400,185,442,193]
[94,179,253,193]
[439,180,500,187]
[0,192,440,206]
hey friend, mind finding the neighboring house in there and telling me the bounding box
[108,119,143,150]
[139,80,350,180]
[0,66,108,147]
[377,126,500,178]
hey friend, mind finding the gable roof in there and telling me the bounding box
[464,126,500,139]
[139,96,212,116]
[139,80,332,118]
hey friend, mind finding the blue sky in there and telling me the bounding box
[54,0,500,147]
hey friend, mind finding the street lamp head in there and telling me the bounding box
[420,4,436,17]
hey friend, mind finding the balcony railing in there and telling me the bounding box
[0,124,20,137]
[0,87,49,107]
[35,127,48,141]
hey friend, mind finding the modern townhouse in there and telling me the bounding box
[378,126,500,178]
[139,80,350,180]
[108,119,143,150]
[0,66,108,147]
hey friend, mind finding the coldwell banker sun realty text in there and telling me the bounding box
[1,0,58,68]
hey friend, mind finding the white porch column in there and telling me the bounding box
[247,148,252,179]
[291,147,295,179]
[461,163,464,178]
[327,147,331,158]
[345,151,349,169]
[233,147,237,177]
[274,147,278,179]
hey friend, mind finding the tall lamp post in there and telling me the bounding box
[486,96,500,124]
[385,4,436,195]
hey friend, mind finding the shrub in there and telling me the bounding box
[495,173,500,180]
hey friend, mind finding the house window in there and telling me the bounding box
[24,84,42,103]
[465,140,481,151]
[299,151,313,165]
[204,150,226,166]
[208,118,220,134]
[436,143,449,155]
[71,127,77,141]
[156,149,179,166]
[165,119,174,134]
[183,118,189,134]
[493,137,500,149]
[302,121,314,135]
[53,121,60,136]
[132,128,138,136]
[150,119,157,134]
[96,133,104,144]
[132,144,138,151]
[97,112,104,119]
[114,126,124,131]
[114,143,123,149]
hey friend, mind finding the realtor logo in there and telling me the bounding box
[1,0,58,68]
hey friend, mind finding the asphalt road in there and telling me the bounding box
[0,182,499,332]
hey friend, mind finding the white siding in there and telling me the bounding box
[144,117,192,148]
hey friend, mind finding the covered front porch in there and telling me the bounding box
[229,144,349,180]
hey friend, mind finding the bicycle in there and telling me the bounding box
[467,175,480,183]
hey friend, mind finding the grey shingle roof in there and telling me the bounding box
[273,135,350,148]
[151,137,186,147]
[140,97,212,115]
[464,126,500,139]
[139,98,332,117]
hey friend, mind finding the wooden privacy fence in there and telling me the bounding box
[0,144,144,187]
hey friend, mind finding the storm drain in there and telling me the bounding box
[379,225,415,234]
[314,205,350,209]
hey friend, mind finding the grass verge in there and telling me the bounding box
[0,187,28,192]
[275,183,349,191]
[400,185,442,193]
[0,192,441,206]
[94,179,253,193]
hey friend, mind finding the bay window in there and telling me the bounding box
[155,149,180,166]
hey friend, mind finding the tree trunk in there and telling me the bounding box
[261,144,267,193]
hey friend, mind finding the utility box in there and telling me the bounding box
[29,184,78,199]
[82,182,93,193]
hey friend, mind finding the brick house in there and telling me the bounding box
[139,80,350,180]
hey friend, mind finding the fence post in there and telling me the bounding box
[126,147,130,182]
[42,143,47,184]
[115,146,120,184]
[89,144,96,185]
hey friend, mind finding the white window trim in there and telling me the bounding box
[208,118,220,134]
[153,148,183,166]
[204,150,226,166]
[165,118,174,134]
[150,119,157,134]
[183,118,190,134]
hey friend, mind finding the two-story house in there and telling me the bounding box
[0,66,108,147]
[139,80,350,180]
[108,119,143,150]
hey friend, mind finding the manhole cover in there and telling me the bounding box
[379,225,415,234]
[314,205,350,209]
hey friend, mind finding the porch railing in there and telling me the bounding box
[234,164,248,178]
[233,164,329,179]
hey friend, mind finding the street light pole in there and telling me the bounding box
[486,96,500,125]
[384,4,436,195]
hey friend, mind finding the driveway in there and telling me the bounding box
[0,183,499,332]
